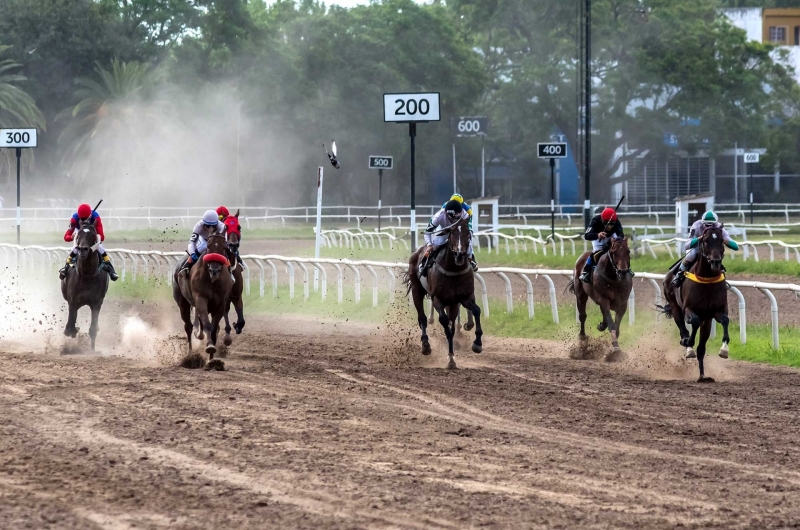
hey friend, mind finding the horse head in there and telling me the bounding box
[447,217,471,267]
[74,222,100,261]
[205,234,229,283]
[224,210,241,256]
[700,226,725,273]
[608,237,631,280]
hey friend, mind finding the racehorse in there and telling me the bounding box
[662,226,730,382]
[173,234,233,359]
[61,222,109,351]
[570,237,633,353]
[223,211,245,340]
[404,216,483,370]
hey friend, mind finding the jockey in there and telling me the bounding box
[216,206,230,221]
[580,207,625,283]
[671,211,739,287]
[217,205,242,265]
[439,193,477,270]
[182,209,227,272]
[419,198,473,277]
[59,203,118,281]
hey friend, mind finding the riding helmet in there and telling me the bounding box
[77,203,92,219]
[449,193,464,204]
[601,207,617,222]
[445,199,462,217]
[202,209,219,226]
[216,206,230,219]
[702,211,718,225]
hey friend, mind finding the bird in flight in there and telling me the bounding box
[324,141,340,169]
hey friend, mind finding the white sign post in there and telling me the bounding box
[452,117,489,196]
[384,93,440,249]
[314,166,323,289]
[744,152,760,224]
[537,142,568,239]
[0,128,38,245]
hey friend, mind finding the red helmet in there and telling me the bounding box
[77,203,92,219]
[601,207,617,222]
[216,206,230,219]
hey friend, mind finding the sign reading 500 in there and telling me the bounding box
[383,93,441,122]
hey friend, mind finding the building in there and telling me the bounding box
[723,8,800,83]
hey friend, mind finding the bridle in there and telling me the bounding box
[699,227,724,270]
[607,239,631,279]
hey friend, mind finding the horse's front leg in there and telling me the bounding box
[179,300,193,353]
[193,310,204,340]
[233,296,245,335]
[411,282,430,355]
[598,302,619,352]
[464,298,483,353]
[715,311,730,359]
[209,311,223,356]
[683,309,701,359]
[696,319,715,383]
[64,303,80,338]
[89,305,101,351]
[463,307,475,332]
[196,300,215,357]
[223,302,233,347]
[434,299,456,370]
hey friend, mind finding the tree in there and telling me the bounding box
[0,44,45,188]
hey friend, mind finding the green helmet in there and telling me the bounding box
[702,211,718,225]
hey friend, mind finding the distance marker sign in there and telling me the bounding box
[369,156,393,170]
[383,93,440,122]
[537,142,567,158]
[453,116,488,137]
[0,128,37,148]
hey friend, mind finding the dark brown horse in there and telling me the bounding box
[173,234,233,359]
[223,212,245,340]
[570,237,633,353]
[662,226,730,382]
[61,222,109,350]
[404,217,483,369]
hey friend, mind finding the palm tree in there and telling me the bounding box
[58,59,176,197]
[0,44,46,188]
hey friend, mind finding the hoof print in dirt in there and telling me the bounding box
[180,353,206,369]
[205,359,226,371]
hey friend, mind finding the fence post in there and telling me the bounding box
[495,272,514,313]
[728,285,746,344]
[759,288,779,350]
[541,275,560,324]
[518,274,534,319]
[474,273,489,317]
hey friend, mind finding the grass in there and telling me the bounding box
[109,275,800,368]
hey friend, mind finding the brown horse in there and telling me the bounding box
[570,237,633,353]
[662,226,730,382]
[61,222,109,350]
[404,216,483,369]
[173,234,233,359]
[223,212,245,339]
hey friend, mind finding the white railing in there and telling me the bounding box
[3,244,798,350]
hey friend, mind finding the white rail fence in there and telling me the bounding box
[2,244,798,350]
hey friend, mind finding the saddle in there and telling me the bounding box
[418,246,444,277]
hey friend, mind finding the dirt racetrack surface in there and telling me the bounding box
[1,310,800,529]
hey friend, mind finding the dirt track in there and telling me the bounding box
[1,307,800,529]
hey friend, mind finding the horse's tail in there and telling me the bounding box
[654,303,672,319]
[402,271,412,296]
[564,280,575,296]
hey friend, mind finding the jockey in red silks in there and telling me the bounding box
[59,203,118,281]
[217,206,242,266]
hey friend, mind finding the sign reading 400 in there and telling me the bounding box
[383,93,440,123]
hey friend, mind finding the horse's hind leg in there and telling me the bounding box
[223,303,233,347]
[179,301,193,353]
[715,311,730,359]
[209,313,223,357]
[463,307,475,332]
[575,284,589,340]
[193,310,205,341]
[435,300,456,370]
[89,305,101,351]
[233,296,245,335]
[411,283,431,355]
[465,298,483,354]
[696,319,715,383]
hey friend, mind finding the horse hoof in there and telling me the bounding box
[698,376,716,383]
[234,325,244,334]
[463,323,475,332]
[447,360,458,370]
[472,343,482,354]
[223,335,233,347]
[685,348,697,359]
[205,344,217,355]
[680,337,691,348]
[421,342,432,355]
[719,346,729,359]
[597,322,608,332]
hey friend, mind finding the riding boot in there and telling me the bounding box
[579,259,593,283]
[469,255,478,272]
[419,252,431,277]
[59,254,75,280]
[671,264,688,288]
[101,253,119,281]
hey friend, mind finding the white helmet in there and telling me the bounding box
[202,209,218,225]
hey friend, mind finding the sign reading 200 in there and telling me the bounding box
[383,93,441,123]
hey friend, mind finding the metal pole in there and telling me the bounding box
[481,135,486,197]
[583,0,592,229]
[410,122,417,249]
[734,142,738,204]
[452,142,457,194]
[314,166,323,289]
[16,147,21,246]
[550,158,556,239]
[237,104,241,208]
[378,168,383,232]
[750,164,754,224]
